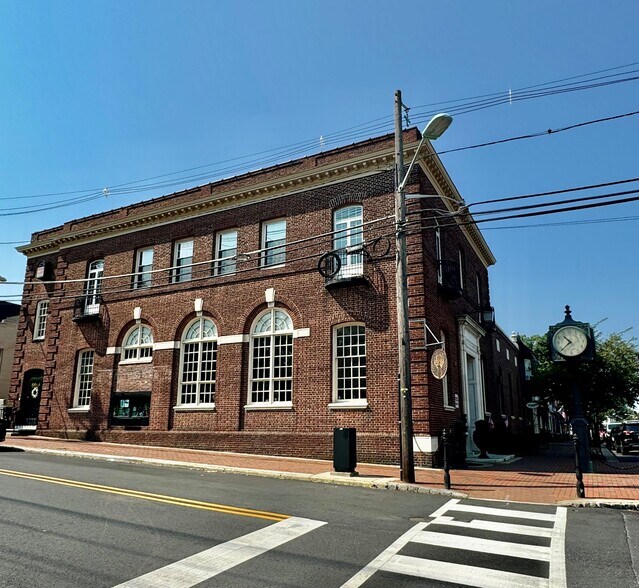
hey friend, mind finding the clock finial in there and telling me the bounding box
[565,305,572,319]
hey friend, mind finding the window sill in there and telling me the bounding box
[244,403,293,411]
[260,264,286,270]
[328,401,368,410]
[444,405,456,411]
[119,357,153,366]
[33,337,45,343]
[68,407,90,414]
[173,404,216,412]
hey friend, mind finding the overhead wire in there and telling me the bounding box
[1,61,638,207]
[3,106,638,218]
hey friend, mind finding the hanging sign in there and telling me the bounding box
[430,348,448,379]
[526,401,540,409]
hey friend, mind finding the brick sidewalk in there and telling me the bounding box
[3,435,638,505]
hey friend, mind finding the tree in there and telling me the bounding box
[522,330,639,424]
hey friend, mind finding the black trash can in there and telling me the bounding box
[333,427,357,473]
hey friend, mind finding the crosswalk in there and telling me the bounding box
[343,498,567,588]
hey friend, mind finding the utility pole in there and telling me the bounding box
[394,90,416,483]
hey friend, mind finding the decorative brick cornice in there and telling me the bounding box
[18,150,395,258]
[18,130,495,269]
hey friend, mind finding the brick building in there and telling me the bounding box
[0,301,20,408]
[10,129,518,465]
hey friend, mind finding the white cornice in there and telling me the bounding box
[411,140,496,268]
[19,150,396,258]
[19,137,496,267]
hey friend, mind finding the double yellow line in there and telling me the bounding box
[0,468,289,522]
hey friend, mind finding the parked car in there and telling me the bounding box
[603,422,621,448]
[613,421,639,454]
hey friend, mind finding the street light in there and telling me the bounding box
[395,90,453,483]
[0,275,6,283]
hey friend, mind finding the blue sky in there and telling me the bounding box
[0,1,637,338]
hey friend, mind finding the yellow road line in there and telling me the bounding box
[0,468,289,522]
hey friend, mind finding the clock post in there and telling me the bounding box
[547,306,595,483]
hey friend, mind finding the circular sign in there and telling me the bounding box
[317,252,341,278]
[430,348,448,380]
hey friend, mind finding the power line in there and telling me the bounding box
[3,106,638,218]
[2,61,638,205]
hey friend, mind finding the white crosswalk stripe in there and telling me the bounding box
[113,517,327,588]
[342,498,567,588]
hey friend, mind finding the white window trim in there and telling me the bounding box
[261,218,287,268]
[215,229,238,276]
[441,330,454,409]
[173,404,216,412]
[435,227,443,285]
[176,317,218,408]
[333,205,364,279]
[120,325,154,364]
[332,322,367,405]
[134,247,154,289]
[84,260,104,314]
[72,349,94,409]
[328,400,368,410]
[244,403,293,411]
[119,356,154,366]
[173,239,194,283]
[33,299,49,341]
[247,308,294,407]
[458,248,464,290]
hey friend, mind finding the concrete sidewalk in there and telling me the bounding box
[3,435,638,507]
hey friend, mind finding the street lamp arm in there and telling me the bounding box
[398,135,429,193]
[398,113,453,192]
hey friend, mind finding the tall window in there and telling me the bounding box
[333,205,363,278]
[122,325,153,361]
[250,309,293,405]
[215,230,237,275]
[33,300,49,341]
[441,330,453,408]
[84,260,104,315]
[261,219,286,267]
[173,240,194,283]
[179,317,217,406]
[74,350,94,408]
[134,248,154,289]
[333,324,366,402]
[435,227,443,284]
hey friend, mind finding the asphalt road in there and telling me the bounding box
[0,449,637,587]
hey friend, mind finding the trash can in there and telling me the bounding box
[333,427,357,473]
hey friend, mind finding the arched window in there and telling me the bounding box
[178,317,217,406]
[333,205,363,278]
[249,309,293,405]
[122,325,154,361]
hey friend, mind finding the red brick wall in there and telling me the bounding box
[11,140,493,466]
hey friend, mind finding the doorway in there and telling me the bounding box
[16,369,44,434]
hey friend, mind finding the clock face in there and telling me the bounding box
[552,326,588,357]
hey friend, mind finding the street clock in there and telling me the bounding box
[548,305,595,362]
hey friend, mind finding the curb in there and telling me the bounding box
[558,499,639,510]
[6,444,466,498]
